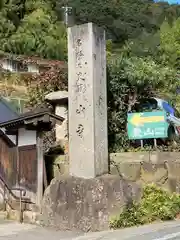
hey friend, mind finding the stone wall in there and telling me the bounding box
[51,152,180,194]
[41,175,141,232]
[110,152,180,193]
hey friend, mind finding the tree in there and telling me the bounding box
[56,0,180,44]
[0,0,67,60]
[107,55,177,152]
[0,0,180,58]
[160,18,180,69]
[2,10,67,59]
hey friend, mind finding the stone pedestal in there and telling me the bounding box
[55,105,68,143]
[42,175,141,231]
[68,23,108,178]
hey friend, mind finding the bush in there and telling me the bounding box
[109,203,144,229]
[107,55,178,153]
[109,184,180,229]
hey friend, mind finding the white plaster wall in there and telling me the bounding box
[0,188,3,204]
[1,127,16,145]
[28,64,39,73]
[7,134,16,145]
[18,128,36,146]
[2,60,13,71]
[0,198,3,204]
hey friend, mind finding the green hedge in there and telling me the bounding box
[110,184,180,229]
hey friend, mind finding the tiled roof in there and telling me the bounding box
[0,109,64,129]
[20,104,52,118]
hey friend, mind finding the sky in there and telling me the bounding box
[154,0,180,4]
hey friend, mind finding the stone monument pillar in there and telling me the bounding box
[68,22,108,178]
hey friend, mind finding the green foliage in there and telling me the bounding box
[107,55,177,152]
[0,0,180,153]
[0,0,179,58]
[65,0,180,43]
[160,18,180,68]
[109,184,180,229]
[110,203,144,229]
[0,0,67,60]
[5,13,67,59]
[106,15,180,152]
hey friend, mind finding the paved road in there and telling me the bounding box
[2,220,180,239]
[0,221,82,239]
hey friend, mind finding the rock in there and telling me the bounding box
[41,175,141,232]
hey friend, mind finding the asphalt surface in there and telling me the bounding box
[1,220,180,239]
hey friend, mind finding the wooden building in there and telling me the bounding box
[0,53,66,74]
[0,107,64,206]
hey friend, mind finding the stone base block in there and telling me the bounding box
[41,174,141,232]
[23,211,42,224]
[0,211,7,219]
[5,209,42,224]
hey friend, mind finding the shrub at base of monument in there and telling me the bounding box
[41,175,141,232]
[110,184,180,229]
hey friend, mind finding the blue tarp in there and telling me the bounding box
[162,101,175,116]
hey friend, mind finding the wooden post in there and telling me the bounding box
[3,184,6,211]
[140,140,143,149]
[37,133,43,208]
[19,189,23,223]
[154,139,157,149]
[16,134,20,186]
[43,160,48,189]
[16,145,20,186]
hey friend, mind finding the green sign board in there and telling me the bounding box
[127,111,168,140]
